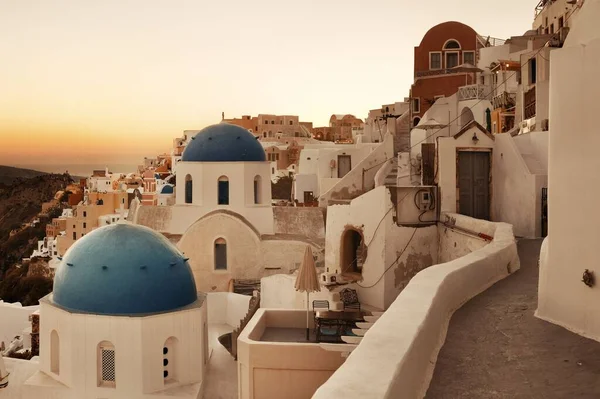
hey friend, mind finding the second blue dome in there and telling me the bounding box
[182,123,267,162]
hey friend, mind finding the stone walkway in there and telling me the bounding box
[427,239,600,399]
[203,324,237,399]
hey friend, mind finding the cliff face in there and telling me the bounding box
[0,170,72,305]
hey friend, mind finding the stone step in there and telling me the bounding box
[341,335,362,345]
[363,315,380,323]
[356,322,374,330]
[319,343,357,353]
[351,328,366,336]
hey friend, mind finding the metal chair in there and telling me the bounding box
[340,288,361,312]
[312,300,330,311]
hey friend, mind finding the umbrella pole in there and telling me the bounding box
[306,292,310,341]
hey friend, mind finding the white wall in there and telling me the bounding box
[0,302,38,350]
[260,274,331,310]
[25,296,208,399]
[206,292,251,328]
[294,144,379,203]
[318,135,394,206]
[314,215,519,399]
[324,186,438,310]
[237,309,346,399]
[513,131,549,173]
[174,161,274,235]
[177,210,323,293]
[492,133,547,238]
[537,0,600,342]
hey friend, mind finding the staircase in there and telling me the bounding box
[320,311,385,358]
[383,159,398,187]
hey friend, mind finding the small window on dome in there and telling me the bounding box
[218,176,229,205]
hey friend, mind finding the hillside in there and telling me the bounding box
[0,173,73,305]
[0,165,48,185]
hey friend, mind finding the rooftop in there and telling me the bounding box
[427,239,600,398]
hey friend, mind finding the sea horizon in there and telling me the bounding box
[7,163,140,177]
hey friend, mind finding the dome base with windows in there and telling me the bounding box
[18,224,209,399]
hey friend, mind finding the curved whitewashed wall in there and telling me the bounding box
[313,214,519,399]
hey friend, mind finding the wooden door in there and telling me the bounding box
[422,143,435,185]
[458,151,490,220]
[337,155,352,178]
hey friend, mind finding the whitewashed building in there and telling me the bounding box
[7,223,209,399]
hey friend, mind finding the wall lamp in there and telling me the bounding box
[472,132,479,144]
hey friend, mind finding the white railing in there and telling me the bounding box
[457,84,488,101]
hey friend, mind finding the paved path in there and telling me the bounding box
[427,239,600,399]
[203,324,237,399]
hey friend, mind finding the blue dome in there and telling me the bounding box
[182,123,266,162]
[53,224,198,316]
[160,185,174,194]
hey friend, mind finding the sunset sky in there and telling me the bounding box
[1,0,535,167]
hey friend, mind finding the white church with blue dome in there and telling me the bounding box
[174,123,274,235]
[130,123,326,293]
[19,223,209,399]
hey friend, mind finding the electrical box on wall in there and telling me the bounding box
[418,191,432,210]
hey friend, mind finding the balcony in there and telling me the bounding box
[457,84,488,102]
[415,67,464,78]
[492,91,517,110]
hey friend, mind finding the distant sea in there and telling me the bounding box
[12,164,140,178]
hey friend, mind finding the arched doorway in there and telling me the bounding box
[340,229,367,276]
[460,107,474,128]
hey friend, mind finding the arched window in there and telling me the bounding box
[214,238,227,270]
[185,174,193,204]
[254,175,262,204]
[413,117,421,127]
[50,330,59,374]
[443,39,461,69]
[98,341,116,388]
[218,176,229,205]
[163,337,178,383]
[443,39,461,50]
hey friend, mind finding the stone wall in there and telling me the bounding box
[273,207,326,243]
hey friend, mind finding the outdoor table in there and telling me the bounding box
[315,310,365,343]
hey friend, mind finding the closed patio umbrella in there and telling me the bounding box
[0,354,9,388]
[295,246,320,341]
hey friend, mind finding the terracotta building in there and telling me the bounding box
[410,21,493,127]
[313,114,363,142]
[56,191,129,255]
[223,114,313,141]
